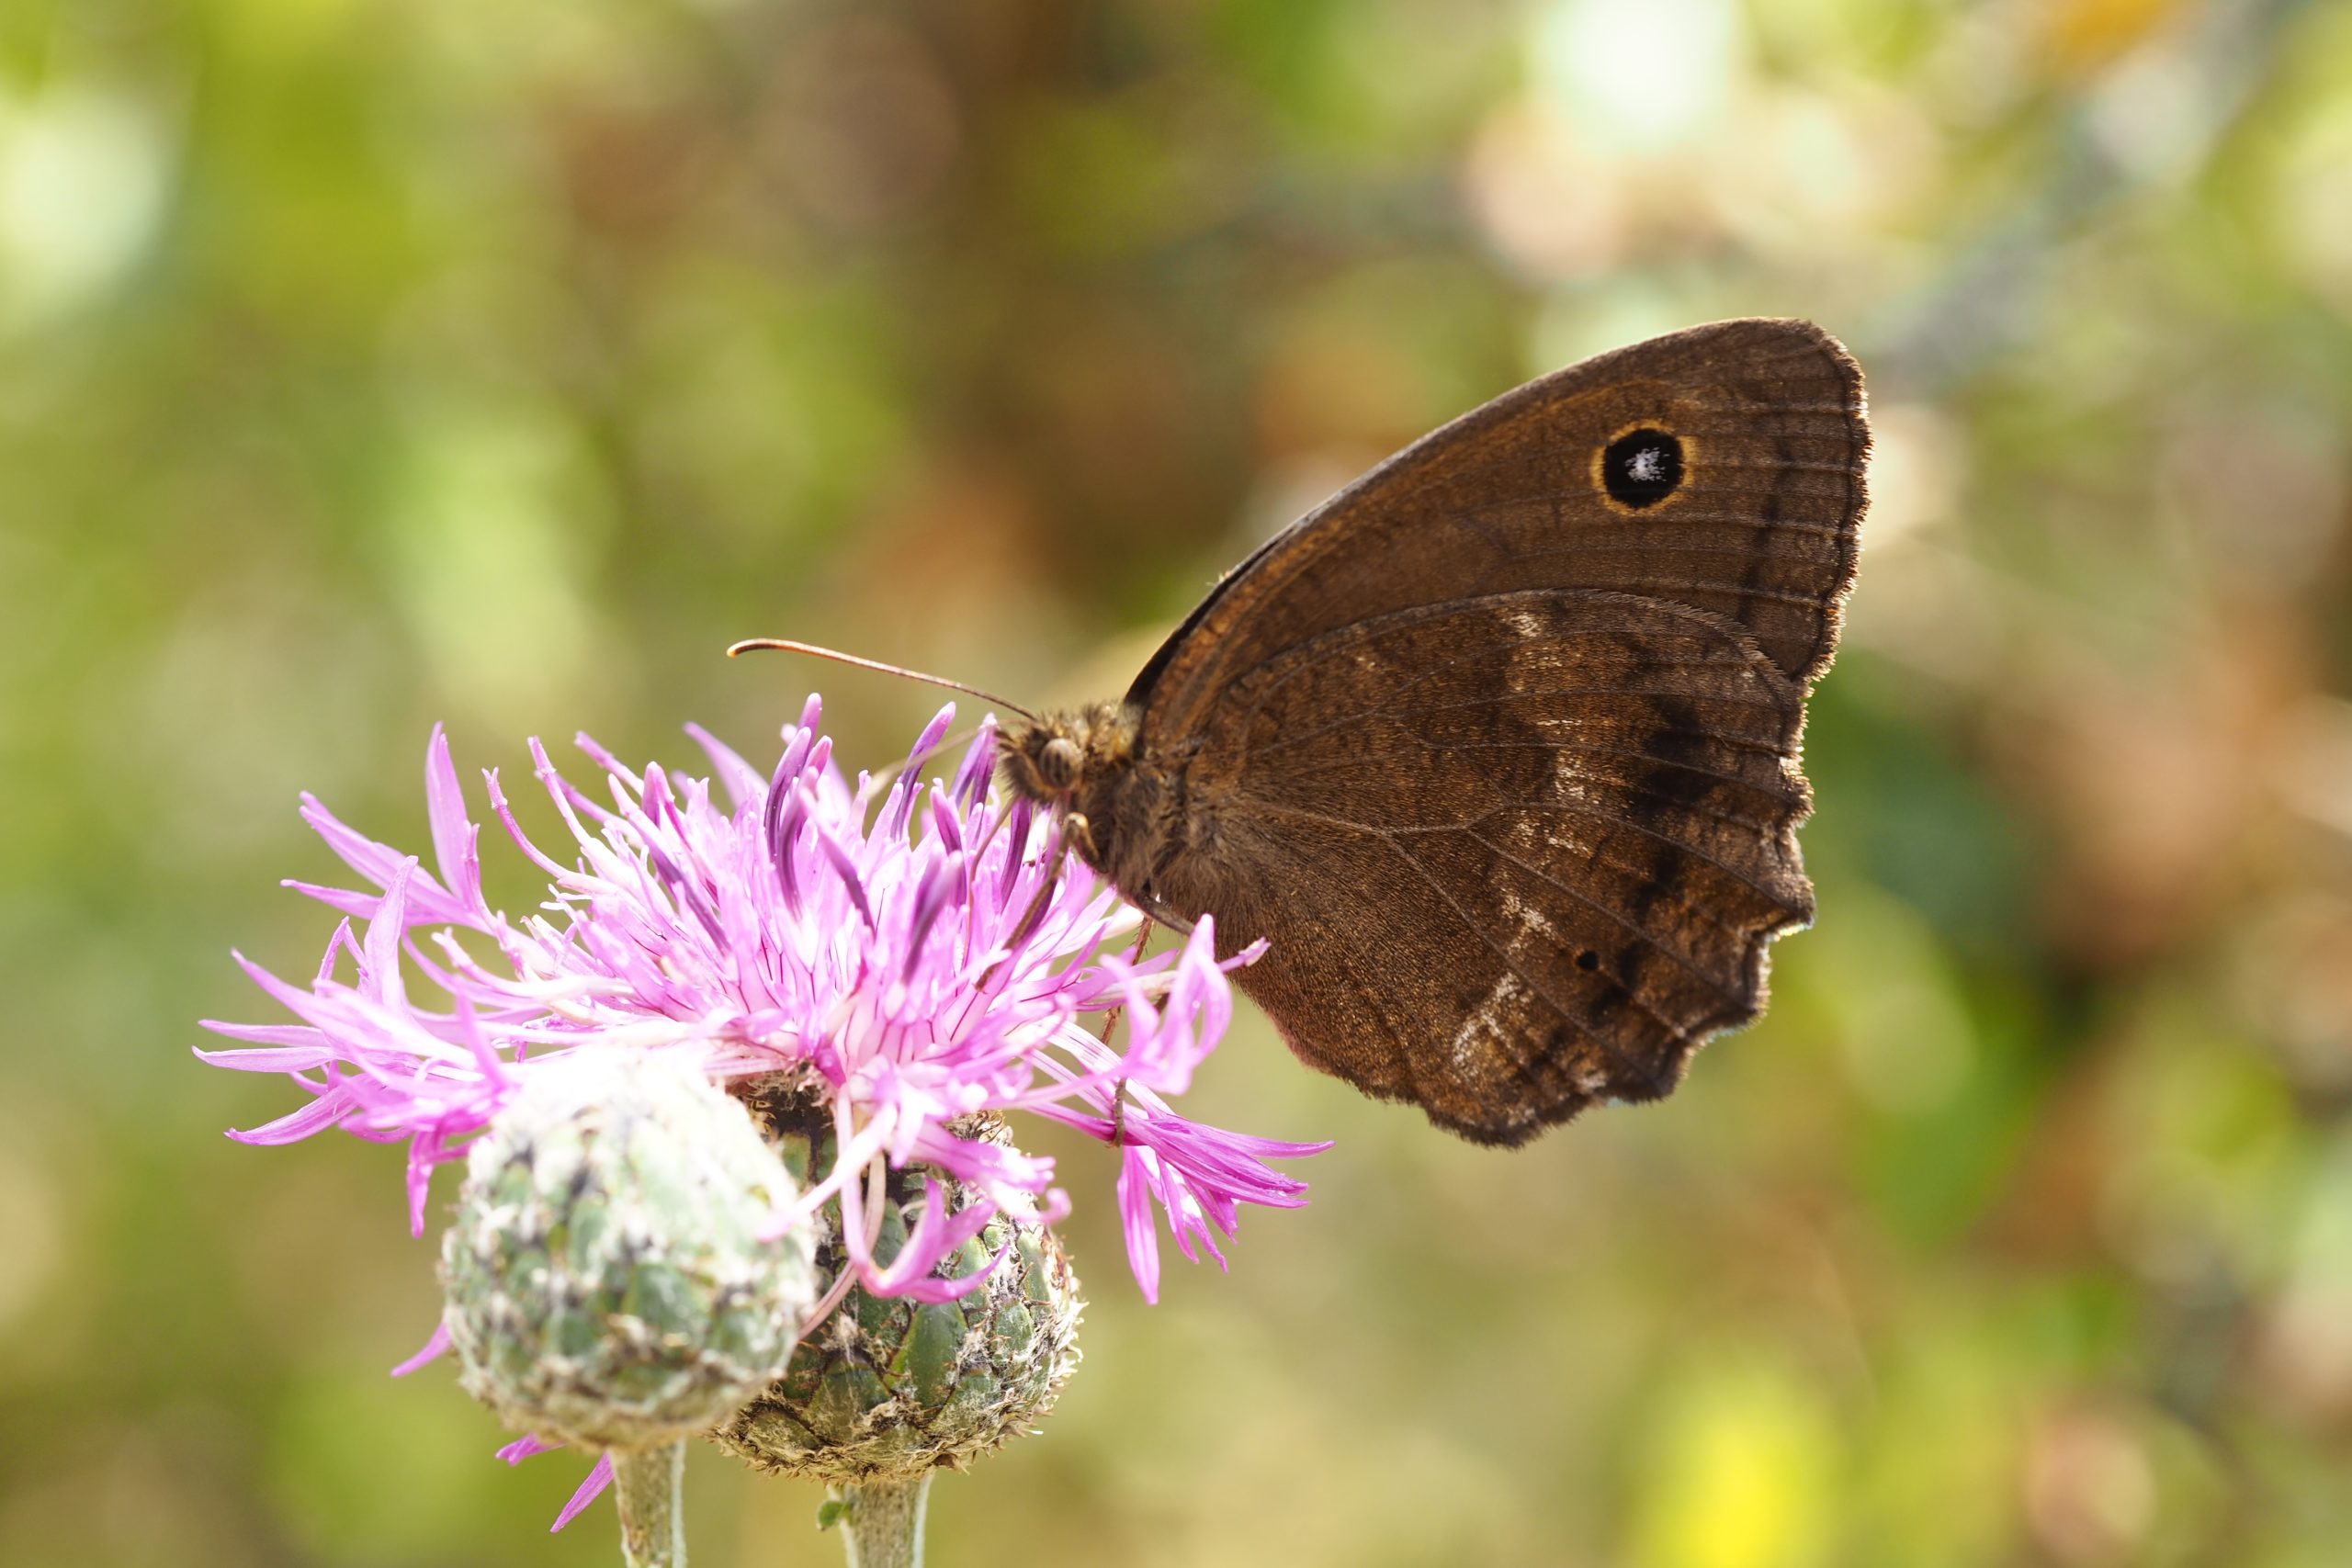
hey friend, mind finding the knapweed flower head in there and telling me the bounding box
[718,1096,1084,1486]
[439,1050,819,1452]
[199,694,1325,1313]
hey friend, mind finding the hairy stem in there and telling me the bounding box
[614,1442,688,1568]
[832,1472,933,1568]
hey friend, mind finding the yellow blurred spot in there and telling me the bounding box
[2254,1132,2352,1420]
[1630,1357,1839,1568]
[2036,0,2183,75]
[0,1108,64,1341]
[1462,104,1626,279]
[1857,403,1963,547]
[0,80,173,333]
[2022,1405,2155,1562]
[2274,100,2352,321]
[1533,0,1742,152]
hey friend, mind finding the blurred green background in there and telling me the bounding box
[6,0,2352,1563]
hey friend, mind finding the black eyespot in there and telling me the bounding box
[1601,429,1683,508]
[1576,950,1600,972]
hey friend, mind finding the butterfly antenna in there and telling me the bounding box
[728,637,1041,724]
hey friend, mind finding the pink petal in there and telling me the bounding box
[1117,1146,1161,1304]
[390,1322,450,1377]
[227,1086,350,1145]
[856,1178,1003,1299]
[886,1239,1012,1303]
[424,726,485,919]
[551,1453,614,1531]
[192,1042,337,1072]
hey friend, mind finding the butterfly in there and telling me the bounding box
[988,320,1861,1145]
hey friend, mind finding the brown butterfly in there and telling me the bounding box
[975,319,1871,1146]
[750,319,1868,1145]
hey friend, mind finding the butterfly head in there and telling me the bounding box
[999,702,1139,807]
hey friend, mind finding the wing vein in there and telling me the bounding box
[1460,829,1749,1011]
[1247,737,1799,802]
[1463,795,1807,914]
[1250,683,1787,760]
[1380,834,1696,1060]
[1233,800,1731,1035]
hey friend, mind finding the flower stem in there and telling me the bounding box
[831,1473,933,1568]
[614,1442,688,1567]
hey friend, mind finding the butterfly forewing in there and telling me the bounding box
[1132,318,1866,728]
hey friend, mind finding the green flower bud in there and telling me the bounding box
[714,1082,1082,1485]
[440,1051,819,1450]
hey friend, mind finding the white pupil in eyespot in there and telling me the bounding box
[1626,446,1667,483]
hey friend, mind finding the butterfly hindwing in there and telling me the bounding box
[1155,591,1815,1145]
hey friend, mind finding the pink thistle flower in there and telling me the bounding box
[200,695,1327,1309]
